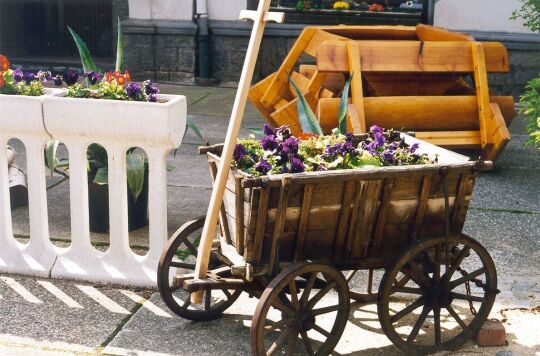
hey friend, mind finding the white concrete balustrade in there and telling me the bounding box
[0,91,186,287]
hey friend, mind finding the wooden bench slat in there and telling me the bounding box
[415,131,482,148]
[318,96,516,133]
[416,24,474,42]
[317,40,509,73]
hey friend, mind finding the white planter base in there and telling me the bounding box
[51,247,160,287]
[0,91,187,287]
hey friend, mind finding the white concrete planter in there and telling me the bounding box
[0,88,64,277]
[41,93,187,286]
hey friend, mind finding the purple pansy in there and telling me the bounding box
[23,72,36,84]
[381,149,395,163]
[323,140,357,159]
[144,80,160,95]
[53,75,63,87]
[275,125,291,140]
[370,125,383,134]
[282,137,299,155]
[63,70,79,86]
[374,131,386,147]
[84,71,102,86]
[263,124,274,136]
[364,141,378,155]
[233,144,247,161]
[290,156,305,173]
[410,143,419,154]
[261,135,279,151]
[13,68,24,83]
[126,82,143,99]
[254,159,272,175]
[36,70,51,82]
[147,94,158,103]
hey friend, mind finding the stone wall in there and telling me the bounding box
[209,21,302,84]
[123,19,197,83]
[473,32,540,99]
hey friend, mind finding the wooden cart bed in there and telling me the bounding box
[203,134,490,272]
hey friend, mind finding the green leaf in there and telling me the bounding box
[87,144,108,165]
[93,167,109,185]
[115,17,124,72]
[186,116,205,143]
[68,26,98,75]
[350,151,383,168]
[45,140,60,179]
[126,153,145,202]
[287,73,323,136]
[338,74,353,134]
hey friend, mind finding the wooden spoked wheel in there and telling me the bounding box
[378,234,497,354]
[251,263,350,356]
[157,216,242,321]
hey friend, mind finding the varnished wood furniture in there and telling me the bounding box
[248,24,516,161]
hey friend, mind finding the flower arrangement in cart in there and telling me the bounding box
[234,75,436,176]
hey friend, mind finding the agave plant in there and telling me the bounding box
[288,72,352,135]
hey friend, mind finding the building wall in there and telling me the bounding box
[208,0,246,21]
[434,0,534,34]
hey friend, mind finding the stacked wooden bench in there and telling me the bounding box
[249,24,516,160]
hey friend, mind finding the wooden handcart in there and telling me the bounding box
[158,3,499,354]
[157,135,499,355]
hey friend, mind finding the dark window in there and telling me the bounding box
[0,0,113,61]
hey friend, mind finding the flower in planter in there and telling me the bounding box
[84,71,102,86]
[368,3,384,11]
[144,80,160,95]
[12,68,24,82]
[63,70,80,86]
[126,82,144,100]
[23,71,36,84]
[105,70,131,85]
[0,55,9,72]
[53,75,63,87]
[333,1,350,10]
[0,55,48,96]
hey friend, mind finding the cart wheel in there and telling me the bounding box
[157,216,242,321]
[251,263,349,356]
[378,234,497,354]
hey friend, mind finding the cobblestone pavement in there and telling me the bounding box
[1,84,539,355]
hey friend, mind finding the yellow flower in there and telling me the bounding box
[333,1,350,10]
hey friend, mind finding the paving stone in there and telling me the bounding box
[104,293,253,356]
[105,292,407,356]
[0,275,143,348]
[463,209,540,285]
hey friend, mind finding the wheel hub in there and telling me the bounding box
[423,282,452,307]
[296,311,316,331]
